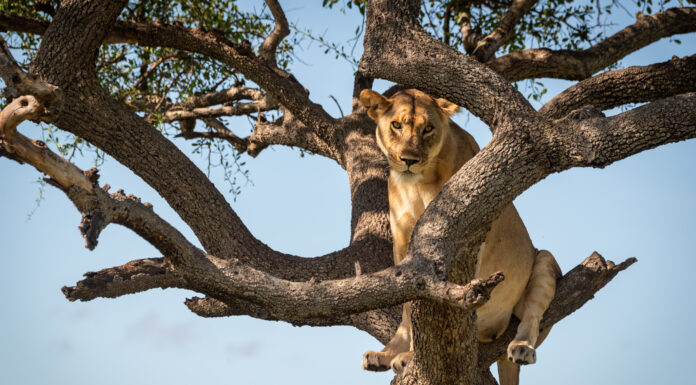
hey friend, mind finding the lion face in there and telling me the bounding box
[360,89,460,182]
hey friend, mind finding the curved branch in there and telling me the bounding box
[258,0,290,67]
[0,103,201,257]
[0,95,93,190]
[541,54,696,119]
[488,7,696,81]
[471,0,539,62]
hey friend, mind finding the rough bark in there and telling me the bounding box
[487,7,696,81]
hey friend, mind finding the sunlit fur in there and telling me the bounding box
[359,89,562,385]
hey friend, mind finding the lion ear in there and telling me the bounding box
[435,98,460,116]
[360,89,389,121]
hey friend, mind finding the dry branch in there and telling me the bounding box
[0,96,92,190]
[62,258,184,301]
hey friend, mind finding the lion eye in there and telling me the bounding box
[391,121,402,130]
[424,125,434,134]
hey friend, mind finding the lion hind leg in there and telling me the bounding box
[508,249,561,365]
[362,302,413,371]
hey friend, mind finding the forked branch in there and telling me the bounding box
[258,0,290,67]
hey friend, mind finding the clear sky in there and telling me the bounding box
[1,2,695,385]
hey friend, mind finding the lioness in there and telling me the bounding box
[359,89,561,385]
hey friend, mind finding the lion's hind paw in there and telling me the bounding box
[507,341,537,365]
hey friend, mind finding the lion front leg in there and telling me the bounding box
[362,302,413,371]
[508,250,561,365]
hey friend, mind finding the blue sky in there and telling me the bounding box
[1,2,695,385]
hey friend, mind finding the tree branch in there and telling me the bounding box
[544,93,696,169]
[457,6,482,55]
[184,296,400,344]
[62,258,185,301]
[105,19,338,143]
[471,0,539,62]
[64,250,504,323]
[258,0,290,67]
[488,7,696,81]
[0,95,91,190]
[0,8,339,150]
[540,54,696,119]
[0,36,59,102]
[246,110,340,160]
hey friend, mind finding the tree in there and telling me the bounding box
[0,0,694,384]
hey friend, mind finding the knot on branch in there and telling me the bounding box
[561,106,606,122]
[78,209,107,250]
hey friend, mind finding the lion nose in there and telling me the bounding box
[400,157,418,167]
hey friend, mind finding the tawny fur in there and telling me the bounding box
[359,89,562,384]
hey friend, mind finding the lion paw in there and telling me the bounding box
[507,341,537,365]
[362,351,394,372]
[390,351,414,374]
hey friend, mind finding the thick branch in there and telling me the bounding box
[545,93,696,169]
[478,252,636,365]
[65,251,503,322]
[360,0,534,128]
[258,0,290,67]
[488,7,696,81]
[184,296,400,344]
[471,0,539,62]
[0,110,201,257]
[541,54,696,119]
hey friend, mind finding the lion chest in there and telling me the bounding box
[388,177,445,263]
